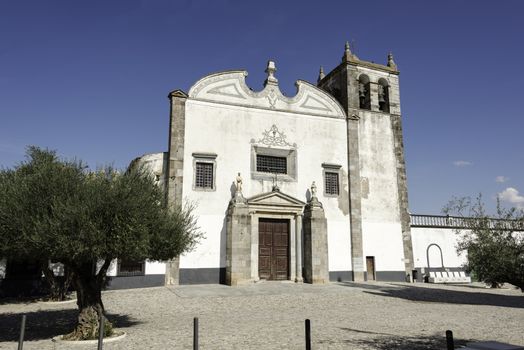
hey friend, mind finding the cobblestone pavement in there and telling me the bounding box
[1,281,523,349]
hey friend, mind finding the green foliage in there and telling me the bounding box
[443,195,524,291]
[1,146,201,338]
[0,146,201,271]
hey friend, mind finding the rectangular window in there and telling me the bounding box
[118,260,145,277]
[195,162,214,189]
[251,146,296,182]
[324,172,339,195]
[256,155,287,174]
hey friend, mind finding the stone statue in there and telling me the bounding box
[311,181,317,197]
[236,172,243,193]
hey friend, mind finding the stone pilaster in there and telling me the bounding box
[369,82,380,112]
[344,62,365,283]
[165,89,187,286]
[165,259,180,286]
[295,214,303,283]
[318,59,365,283]
[303,196,329,284]
[346,115,365,282]
[391,114,415,280]
[226,194,252,286]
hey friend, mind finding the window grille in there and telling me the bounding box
[195,162,214,188]
[118,260,145,276]
[256,155,287,174]
[325,172,339,195]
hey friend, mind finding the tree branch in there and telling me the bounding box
[96,258,112,284]
[41,260,55,285]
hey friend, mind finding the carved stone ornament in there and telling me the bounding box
[187,64,346,119]
[267,88,277,109]
[387,52,397,69]
[257,124,293,147]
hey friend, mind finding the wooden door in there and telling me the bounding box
[366,256,376,281]
[259,218,289,280]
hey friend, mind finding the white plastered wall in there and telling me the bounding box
[145,260,166,274]
[357,66,405,272]
[179,99,351,272]
[411,227,468,268]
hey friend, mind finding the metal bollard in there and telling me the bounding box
[446,330,454,350]
[305,319,311,350]
[17,314,26,350]
[193,317,199,350]
[98,313,104,350]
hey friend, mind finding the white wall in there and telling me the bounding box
[357,67,405,272]
[362,222,405,271]
[411,227,468,268]
[180,99,351,271]
[145,260,166,275]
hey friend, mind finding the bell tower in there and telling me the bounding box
[317,42,414,282]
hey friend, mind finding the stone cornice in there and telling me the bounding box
[318,57,399,87]
[168,89,188,99]
[346,58,399,75]
[188,98,348,121]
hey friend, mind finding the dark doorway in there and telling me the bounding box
[258,218,289,280]
[366,256,376,281]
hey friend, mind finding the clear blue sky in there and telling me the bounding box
[1,0,523,214]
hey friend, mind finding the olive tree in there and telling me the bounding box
[0,147,201,339]
[443,195,524,291]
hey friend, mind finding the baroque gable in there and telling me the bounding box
[187,63,346,119]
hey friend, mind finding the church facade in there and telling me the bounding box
[158,43,417,285]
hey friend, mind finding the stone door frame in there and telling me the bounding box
[258,218,290,280]
[226,189,306,285]
[249,209,303,282]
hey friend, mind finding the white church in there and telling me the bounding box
[0,43,473,290]
[96,43,475,289]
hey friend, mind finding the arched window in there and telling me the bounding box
[358,75,371,110]
[378,78,390,113]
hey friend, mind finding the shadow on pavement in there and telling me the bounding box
[0,308,140,341]
[335,329,474,350]
[337,282,524,309]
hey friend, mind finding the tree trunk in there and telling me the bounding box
[61,266,75,300]
[41,262,74,301]
[41,262,61,301]
[63,261,113,340]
